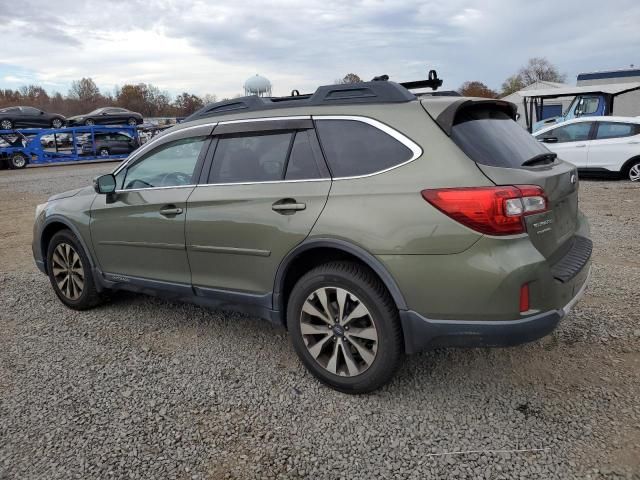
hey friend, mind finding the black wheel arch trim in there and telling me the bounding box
[273,238,408,313]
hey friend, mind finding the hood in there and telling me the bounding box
[47,185,94,202]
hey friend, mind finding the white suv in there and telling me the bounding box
[534,116,640,181]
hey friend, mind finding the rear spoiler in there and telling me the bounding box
[422,98,518,136]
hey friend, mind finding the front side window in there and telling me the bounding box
[549,122,593,143]
[22,107,40,115]
[315,119,413,177]
[121,136,206,189]
[209,132,293,183]
[575,97,599,116]
[595,122,638,140]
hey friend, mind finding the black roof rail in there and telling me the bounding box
[185,69,444,122]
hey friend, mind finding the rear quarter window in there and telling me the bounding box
[451,107,550,168]
[315,119,413,177]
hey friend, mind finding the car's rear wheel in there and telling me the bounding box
[627,159,640,182]
[127,117,138,126]
[51,118,63,129]
[47,230,104,310]
[9,153,28,169]
[85,119,95,126]
[1,119,13,130]
[287,261,403,394]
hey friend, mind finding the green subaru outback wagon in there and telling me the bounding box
[33,76,592,393]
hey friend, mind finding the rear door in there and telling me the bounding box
[186,118,331,298]
[444,103,581,261]
[588,121,640,172]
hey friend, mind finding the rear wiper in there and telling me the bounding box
[521,152,557,167]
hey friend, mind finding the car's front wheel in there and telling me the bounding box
[287,261,403,394]
[46,230,104,310]
[1,119,13,130]
[51,118,63,129]
[98,147,110,157]
[127,117,138,126]
[85,119,95,126]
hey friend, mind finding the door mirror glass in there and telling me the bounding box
[93,174,116,194]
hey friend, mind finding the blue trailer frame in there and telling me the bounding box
[0,125,139,168]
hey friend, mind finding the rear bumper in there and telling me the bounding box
[401,266,590,354]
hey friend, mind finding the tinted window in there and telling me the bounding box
[595,122,638,140]
[22,107,40,114]
[315,120,412,177]
[549,122,593,143]
[122,136,205,189]
[451,107,549,168]
[210,132,292,183]
[285,130,327,180]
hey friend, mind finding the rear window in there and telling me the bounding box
[451,107,549,168]
[315,119,413,177]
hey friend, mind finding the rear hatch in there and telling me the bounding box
[424,99,580,262]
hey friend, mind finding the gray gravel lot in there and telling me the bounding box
[1,163,639,479]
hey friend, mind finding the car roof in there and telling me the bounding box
[534,116,640,135]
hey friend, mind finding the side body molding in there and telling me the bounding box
[273,238,408,314]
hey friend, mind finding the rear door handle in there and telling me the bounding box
[160,206,183,216]
[574,144,587,148]
[627,141,640,145]
[272,199,306,213]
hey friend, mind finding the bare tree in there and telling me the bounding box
[499,58,566,97]
[500,75,526,97]
[458,81,498,98]
[335,73,362,84]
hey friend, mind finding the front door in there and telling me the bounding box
[186,123,331,298]
[543,121,594,168]
[91,127,212,285]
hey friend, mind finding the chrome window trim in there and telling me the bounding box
[111,114,423,190]
[312,115,423,181]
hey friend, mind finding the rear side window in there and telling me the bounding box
[451,107,550,168]
[595,122,639,140]
[315,119,413,177]
[209,132,293,183]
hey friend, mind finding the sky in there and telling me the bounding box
[1,0,639,99]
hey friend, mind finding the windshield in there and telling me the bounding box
[451,107,551,168]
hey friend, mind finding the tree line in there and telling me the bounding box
[0,78,219,117]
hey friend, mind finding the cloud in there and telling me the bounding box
[1,0,639,98]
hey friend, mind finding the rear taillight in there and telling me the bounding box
[421,185,547,236]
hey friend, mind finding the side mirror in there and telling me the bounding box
[101,112,108,115]
[541,136,558,143]
[40,111,45,115]
[93,174,116,194]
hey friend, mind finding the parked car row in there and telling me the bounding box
[534,116,640,181]
[0,106,144,130]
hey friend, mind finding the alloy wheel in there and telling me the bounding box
[127,118,137,126]
[299,287,378,377]
[51,243,84,300]
[1,120,12,130]
[85,119,95,126]
[52,119,63,129]
[99,148,109,157]
[629,164,640,182]
[11,154,26,168]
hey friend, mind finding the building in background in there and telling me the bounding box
[577,67,640,86]
[244,74,272,97]
[502,80,571,128]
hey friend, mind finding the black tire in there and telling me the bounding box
[51,118,63,129]
[287,261,403,394]
[46,230,104,310]
[1,119,13,130]
[127,117,138,126]
[9,153,28,169]
[625,158,640,182]
[85,119,95,126]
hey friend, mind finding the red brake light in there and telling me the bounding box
[421,185,547,236]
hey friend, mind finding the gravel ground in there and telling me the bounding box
[1,164,639,479]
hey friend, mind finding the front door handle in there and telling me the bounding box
[272,199,306,214]
[574,144,587,148]
[627,140,640,145]
[160,206,183,216]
